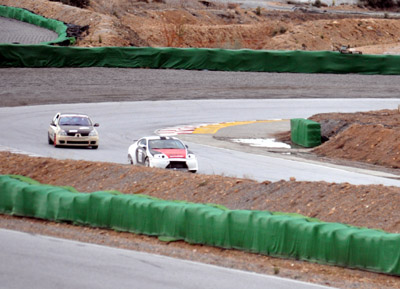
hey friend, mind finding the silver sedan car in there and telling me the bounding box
[48,112,99,149]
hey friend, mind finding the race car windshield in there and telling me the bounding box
[149,139,185,149]
[59,116,92,126]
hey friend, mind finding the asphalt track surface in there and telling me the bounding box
[0,16,57,44]
[0,229,335,289]
[2,99,400,186]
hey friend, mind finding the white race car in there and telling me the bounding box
[128,136,198,173]
[48,112,99,149]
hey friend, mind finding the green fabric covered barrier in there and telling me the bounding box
[2,44,400,74]
[1,174,400,275]
[291,118,321,147]
[0,5,73,45]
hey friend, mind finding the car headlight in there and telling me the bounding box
[89,130,98,136]
[58,130,67,136]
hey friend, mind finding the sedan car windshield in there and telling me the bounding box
[149,139,185,149]
[59,116,91,126]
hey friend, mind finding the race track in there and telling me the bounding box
[1,98,400,186]
[1,12,400,289]
[0,16,57,44]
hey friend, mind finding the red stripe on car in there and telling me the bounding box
[153,149,186,158]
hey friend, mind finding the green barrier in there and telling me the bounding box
[291,118,321,148]
[1,175,400,275]
[2,44,400,74]
[0,5,74,45]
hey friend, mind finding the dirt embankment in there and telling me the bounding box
[2,0,400,53]
[311,109,400,169]
[275,109,400,170]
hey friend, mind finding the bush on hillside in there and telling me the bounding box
[49,0,90,9]
[358,0,400,9]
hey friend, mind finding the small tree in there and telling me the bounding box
[49,0,90,8]
[313,0,322,8]
[357,0,398,8]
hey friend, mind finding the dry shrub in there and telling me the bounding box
[358,0,400,8]
[49,0,90,8]
[162,22,186,47]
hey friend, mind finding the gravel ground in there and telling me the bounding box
[2,68,400,107]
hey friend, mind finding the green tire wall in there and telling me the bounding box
[291,118,322,148]
[0,5,74,45]
[1,175,400,276]
[2,44,400,73]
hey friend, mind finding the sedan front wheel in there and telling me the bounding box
[48,133,53,145]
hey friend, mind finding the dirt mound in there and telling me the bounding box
[2,0,400,53]
[311,109,400,168]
